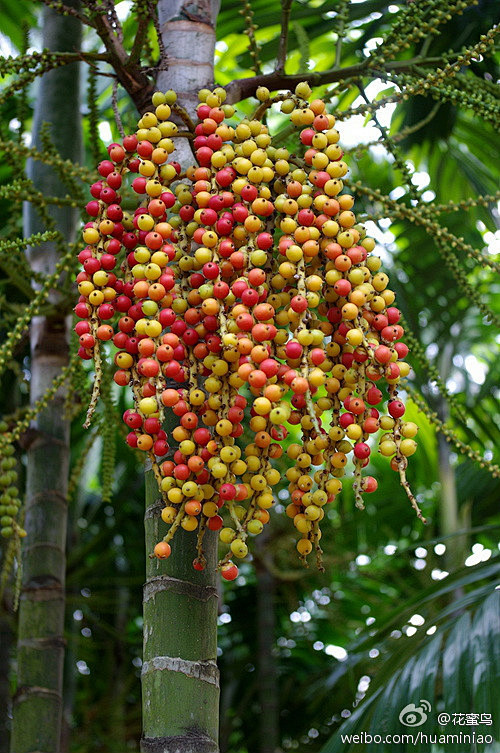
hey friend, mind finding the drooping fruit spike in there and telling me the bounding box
[77,83,422,579]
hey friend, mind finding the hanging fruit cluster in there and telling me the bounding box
[0,423,24,540]
[75,82,423,580]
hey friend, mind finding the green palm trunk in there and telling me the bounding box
[10,3,82,752]
[140,2,221,751]
[142,471,219,753]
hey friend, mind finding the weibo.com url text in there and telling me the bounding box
[340,732,494,746]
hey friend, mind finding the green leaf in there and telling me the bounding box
[0,0,35,50]
[319,558,500,753]
[442,612,472,718]
[472,592,500,731]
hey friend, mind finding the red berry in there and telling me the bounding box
[354,442,371,459]
[290,295,308,313]
[363,476,378,493]
[366,386,382,405]
[98,160,114,177]
[173,464,190,480]
[220,484,236,500]
[374,345,392,364]
[285,341,303,359]
[208,515,223,532]
[221,562,238,581]
[123,134,138,152]
[126,432,138,447]
[388,400,405,419]
[153,440,169,456]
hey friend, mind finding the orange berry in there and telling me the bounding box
[133,280,150,298]
[137,434,154,451]
[185,500,202,516]
[96,324,114,340]
[148,283,166,301]
[255,431,271,448]
[138,338,156,356]
[162,389,179,406]
[334,254,352,271]
[290,377,308,394]
[154,541,171,559]
[263,384,282,401]
[188,456,204,472]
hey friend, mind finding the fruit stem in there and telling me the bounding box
[83,322,102,428]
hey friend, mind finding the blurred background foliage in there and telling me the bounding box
[0,1,499,752]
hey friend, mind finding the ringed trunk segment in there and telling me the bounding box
[156,0,220,166]
[10,1,82,751]
[142,472,220,752]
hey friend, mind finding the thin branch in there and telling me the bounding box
[342,100,441,154]
[393,101,441,141]
[346,179,500,274]
[0,139,93,181]
[92,9,155,114]
[112,80,125,138]
[175,130,195,140]
[128,13,150,66]
[334,0,349,69]
[171,103,196,133]
[335,28,344,70]
[419,33,433,59]
[240,0,262,74]
[358,82,419,201]
[94,69,118,79]
[149,0,167,68]
[40,0,92,26]
[407,387,500,479]
[276,0,293,73]
[29,50,110,65]
[105,0,124,43]
[252,91,293,121]
[224,54,448,103]
[334,93,402,120]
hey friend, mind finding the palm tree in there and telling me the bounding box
[0,2,498,752]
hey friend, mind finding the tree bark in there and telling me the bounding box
[10,3,82,752]
[157,0,220,166]
[141,3,221,752]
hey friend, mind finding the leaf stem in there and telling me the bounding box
[276,0,293,73]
